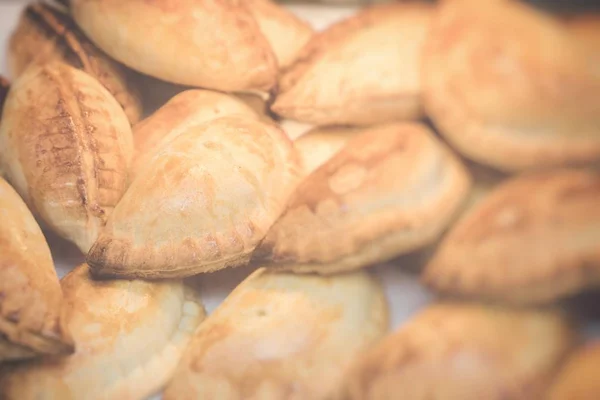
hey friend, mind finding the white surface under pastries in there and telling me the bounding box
[0,2,433,399]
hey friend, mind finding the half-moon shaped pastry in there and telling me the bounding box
[132,89,259,178]
[340,302,575,400]
[255,122,471,274]
[272,3,433,126]
[9,2,142,123]
[0,62,134,254]
[0,176,73,362]
[294,126,360,176]
[70,0,277,93]
[87,116,301,279]
[423,169,600,305]
[548,342,600,400]
[246,0,314,68]
[422,0,600,172]
[0,264,206,400]
[164,268,388,400]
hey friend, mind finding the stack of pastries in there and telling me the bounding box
[0,0,599,399]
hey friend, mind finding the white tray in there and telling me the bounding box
[0,3,434,398]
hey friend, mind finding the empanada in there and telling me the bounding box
[340,302,575,400]
[255,122,471,274]
[272,3,433,126]
[132,89,259,178]
[423,169,600,304]
[0,264,205,400]
[163,268,388,400]
[69,0,277,93]
[0,176,73,362]
[245,0,314,68]
[87,116,301,279]
[422,0,600,172]
[0,62,134,254]
[9,2,142,123]
[294,126,360,176]
[548,342,600,400]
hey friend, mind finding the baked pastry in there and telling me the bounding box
[132,89,259,178]
[294,126,360,176]
[69,0,277,93]
[255,122,471,274]
[163,268,388,400]
[422,0,600,172]
[340,302,575,400]
[272,3,433,126]
[423,169,600,304]
[548,341,600,400]
[87,116,301,279]
[0,62,134,253]
[0,176,73,362]
[0,264,205,399]
[9,2,142,123]
[246,0,314,68]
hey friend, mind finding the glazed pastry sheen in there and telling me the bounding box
[0,264,206,400]
[0,176,73,362]
[164,268,388,400]
[88,116,301,278]
[0,62,134,254]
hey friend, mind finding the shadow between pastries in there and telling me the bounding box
[69,0,277,93]
[254,122,472,274]
[422,0,600,172]
[9,2,142,123]
[272,2,433,126]
[0,62,134,254]
[0,264,205,399]
[87,116,301,279]
[164,268,388,400]
[423,169,600,305]
[131,89,259,179]
[339,302,575,400]
[0,176,73,362]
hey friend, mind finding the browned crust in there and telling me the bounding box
[12,3,142,123]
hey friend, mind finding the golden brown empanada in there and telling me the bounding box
[423,0,600,172]
[87,116,301,279]
[272,3,433,126]
[0,264,205,400]
[294,126,361,176]
[164,268,388,400]
[0,176,73,362]
[340,302,575,400]
[255,122,471,274]
[9,2,142,123]
[0,62,134,254]
[70,0,277,93]
[423,169,600,304]
[245,0,314,68]
[548,342,600,400]
[132,89,259,178]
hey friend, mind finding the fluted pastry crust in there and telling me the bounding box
[9,3,142,123]
[255,122,471,274]
[0,62,134,253]
[132,89,259,178]
[0,264,206,400]
[423,0,600,171]
[70,0,277,92]
[0,176,73,362]
[88,116,301,278]
[272,3,433,125]
[340,302,575,400]
[164,268,388,400]
[424,169,600,304]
